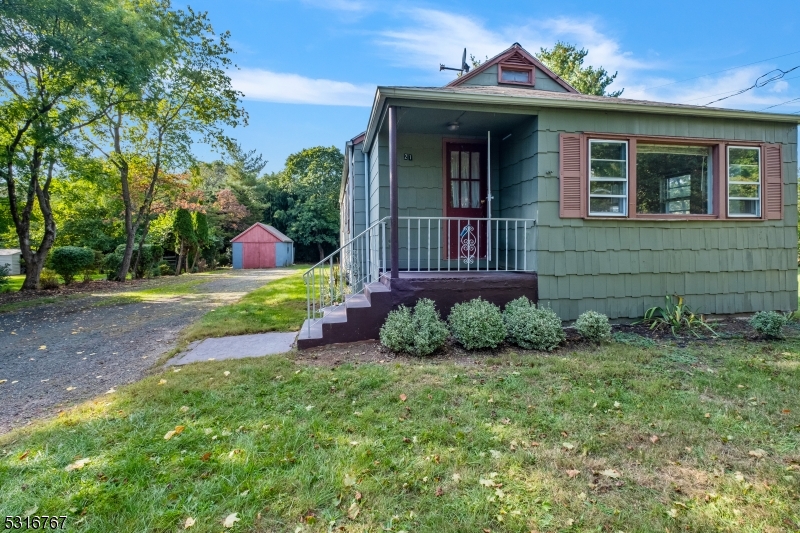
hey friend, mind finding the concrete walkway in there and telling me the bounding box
[167,332,297,365]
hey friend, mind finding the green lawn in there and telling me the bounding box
[3,273,108,293]
[180,267,308,343]
[2,338,799,532]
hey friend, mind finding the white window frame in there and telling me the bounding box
[727,145,761,218]
[588,139,628,217]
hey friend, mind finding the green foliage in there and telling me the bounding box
[448,297,506,350]
[49,246,95,285]
[280,146,343,260]
[38,268,60,290]
[380,299,449,356]
[536,41,623,97]
[194,212,209,245]
[174,209,196,243]
[0,264,9,290]
[104,244,164,280]
[749,311,788,339]
[503,296,565,351]
[638,295,716,337]
[575,310,612,343]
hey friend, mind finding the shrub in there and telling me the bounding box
[575,310,612,343]
[638,295,715,337]
[103,244,164,280]
[380,298,449,356]
[0,264,9,289]
[448,297,506,350]
[49,246,95,285]
[503,296,565,351]
[749,311,788,339]
[39,268,60,290]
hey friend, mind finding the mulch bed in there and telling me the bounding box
[0,278,158,307]
[297,316,779,367]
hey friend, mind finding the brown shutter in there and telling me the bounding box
[559,133,585,218]
[763,143,783,220]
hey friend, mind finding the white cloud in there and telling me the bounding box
[231,69,375,107]
[374,9,651,86]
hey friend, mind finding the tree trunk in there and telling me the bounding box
[190,246,201,272]
[185,249,190,274]
[12,147,57,291]
[176,239,185,275]
[317,242,325,261]
[131,218,152,279]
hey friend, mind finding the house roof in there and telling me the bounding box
[363,85,800,151]
[0,248,21,255]
[446,43,578,93]
[231,223,293,243]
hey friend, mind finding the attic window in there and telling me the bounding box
[498,64,534,86]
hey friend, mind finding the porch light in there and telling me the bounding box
[447,121,460,131]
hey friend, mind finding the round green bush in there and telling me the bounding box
[575,310,612,343]
[503,296,565,351]
[749,311,788,338]
[49,246,95,285]
[380,298,449,356]
[39,267,60,290]
[448,297,506,350]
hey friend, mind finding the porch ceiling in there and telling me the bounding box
[388,107,533,137]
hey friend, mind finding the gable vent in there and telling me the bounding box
[503,51,534,66]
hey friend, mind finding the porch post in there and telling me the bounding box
[389,105,399,279]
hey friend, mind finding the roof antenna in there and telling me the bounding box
[440,48,471,74]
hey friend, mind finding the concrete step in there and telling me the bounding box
[322,305,348,324]
[345,294,370,308]
[297,319,323,341]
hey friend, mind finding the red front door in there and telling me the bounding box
[444,142,487,263]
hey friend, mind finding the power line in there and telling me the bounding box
[679,73,800,104]
[703,66,800,106]
[643,50,800,90]
[760,96,800,111]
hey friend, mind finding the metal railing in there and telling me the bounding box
[303,217,389,336]
[302,216,536,337]
[396,217,536,272]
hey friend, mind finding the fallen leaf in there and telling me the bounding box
[184,517,196,529]
[106,388,116,394]
[66,386,75,391]
[23,506,38,518]
[180,406,190,413]
[749,449,767,459]
[667,508,679,518]
[0,379,6,385]
[239,489,249,497]
[164,430,177,440]
[530,441,540,447]
[613,401,621,408]
[200,452,211,462]
[355,491,362,501]
[566,469,580,478]
[224,371,230,377]
[18,450,29,460]
[650,435,659,444]
[173,368,181,373]
[435,486,444,496]
[347,502,360,520]
[600,469,621,479]
[562,442,575,450]
[65,458,90,471]
[39,345,46,350]
[158,379,167,385]
[452,473,461,483]
[399,393,407,402]
[223,513,239,528]
[174,425,185,435]
[704,413,711,418]
[343,473,357,487]
[479,478,497,487]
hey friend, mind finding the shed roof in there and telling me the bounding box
[0,248,21,255]
[231,223,293,243]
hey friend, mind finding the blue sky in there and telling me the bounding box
[181,0,800,172]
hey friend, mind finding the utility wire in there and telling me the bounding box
[642,50,800,90]
[703,66,800,106]
[760,96,800,111]
[680,73,800,104]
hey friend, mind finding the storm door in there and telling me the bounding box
[444,142,488,264]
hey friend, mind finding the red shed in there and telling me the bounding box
[231,223,294,269]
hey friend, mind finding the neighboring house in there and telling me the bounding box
[300,43,799,348]
[0,249,21,276]
[231,223,294,269]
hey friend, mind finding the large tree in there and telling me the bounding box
[536,42,623,97]
[86,7,245,282]
[0,0,170,289]
[279,146,343,261]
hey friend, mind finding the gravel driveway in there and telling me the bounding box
[0,268,297,433]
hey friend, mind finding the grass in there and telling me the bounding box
[180,268,308,343]
[2,339,799,532]
[96,278,210,306]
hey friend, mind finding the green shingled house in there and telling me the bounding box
[299,43,800,348]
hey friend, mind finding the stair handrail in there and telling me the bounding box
[302,216,390,277]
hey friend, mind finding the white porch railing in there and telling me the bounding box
[303,216,536,336]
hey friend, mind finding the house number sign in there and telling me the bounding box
[403,153,412,161]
